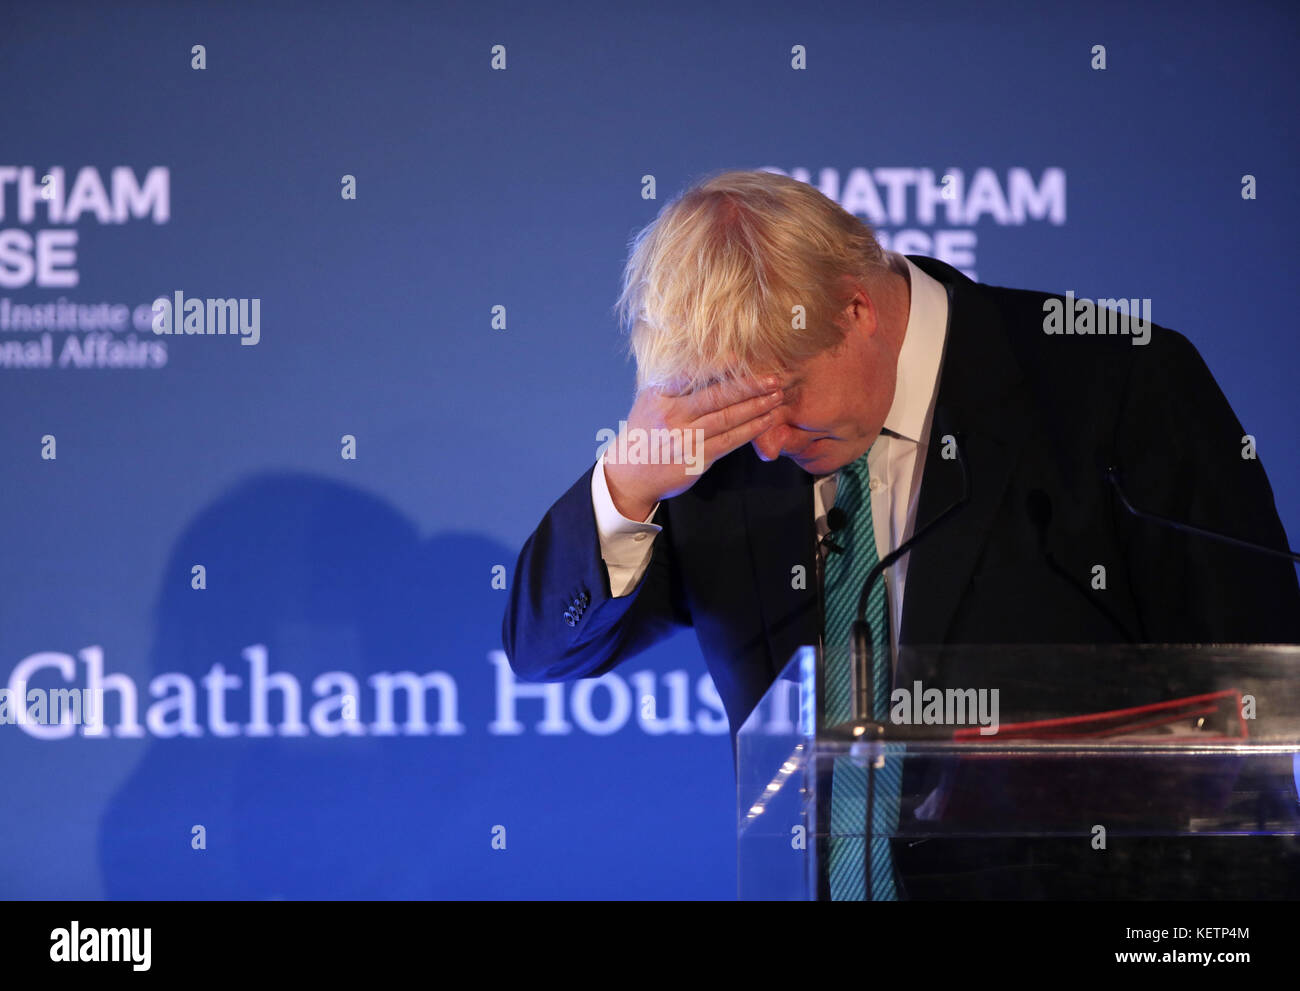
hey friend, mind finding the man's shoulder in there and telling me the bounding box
[950,264,1201,388]
[908,254,1192,365]
[908,255,1223,455]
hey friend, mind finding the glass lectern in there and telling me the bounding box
[737,644,1300,899]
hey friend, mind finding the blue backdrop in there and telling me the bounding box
[2,0,1297,899]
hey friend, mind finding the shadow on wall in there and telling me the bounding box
[98,472,517,898]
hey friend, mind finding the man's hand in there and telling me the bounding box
[602,375,785,521]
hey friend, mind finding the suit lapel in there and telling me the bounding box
[899,255,1033,648]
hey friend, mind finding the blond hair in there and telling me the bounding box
[614,169,890,392]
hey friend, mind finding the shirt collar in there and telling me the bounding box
[880,251,949,444]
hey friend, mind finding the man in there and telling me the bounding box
[502,169,1300,898]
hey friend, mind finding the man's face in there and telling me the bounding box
[749,285,901,475]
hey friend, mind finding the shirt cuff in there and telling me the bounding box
[591,458,662,597]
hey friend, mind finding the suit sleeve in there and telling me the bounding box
[501,462,693,681]
[1112,327,1300,643]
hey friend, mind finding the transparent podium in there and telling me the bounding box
[737,644,1300,899]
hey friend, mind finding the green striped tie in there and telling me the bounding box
[823,444,901,900]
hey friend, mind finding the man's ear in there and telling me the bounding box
[840,277,880,337]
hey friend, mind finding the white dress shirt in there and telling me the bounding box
[591,250,951,663]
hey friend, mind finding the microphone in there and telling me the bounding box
[1026,488,1136,643]
[1105,466,1300,564]
[849,411,972,725]
[822,506,847,554]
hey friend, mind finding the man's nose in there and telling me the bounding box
[752,424,786,462]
